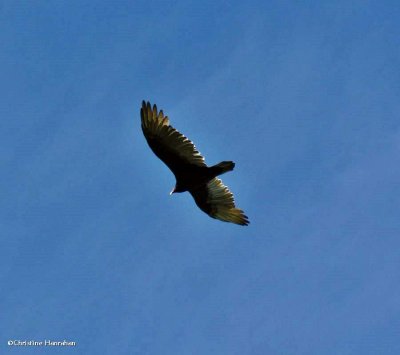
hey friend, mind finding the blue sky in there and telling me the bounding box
[1,1,400,354]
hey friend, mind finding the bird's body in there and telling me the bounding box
[171,161,234,193]
[173,165,215,193]
[140,101,249,226]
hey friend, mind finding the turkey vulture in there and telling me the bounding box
[140,101,249,226]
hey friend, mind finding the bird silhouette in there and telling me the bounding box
[141,101,249,226]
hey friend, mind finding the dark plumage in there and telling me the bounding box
[140,101,249,226]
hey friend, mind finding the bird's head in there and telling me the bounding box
[170,183,185,194]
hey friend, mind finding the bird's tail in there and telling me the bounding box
[211,161,235,176]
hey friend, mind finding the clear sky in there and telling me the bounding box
[1,1,400,354]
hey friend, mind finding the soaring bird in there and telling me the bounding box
[140,101,249,226]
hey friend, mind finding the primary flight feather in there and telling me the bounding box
[140,100,249,226]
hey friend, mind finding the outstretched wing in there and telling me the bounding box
[189,178,249,226]
[141,101,207,174]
